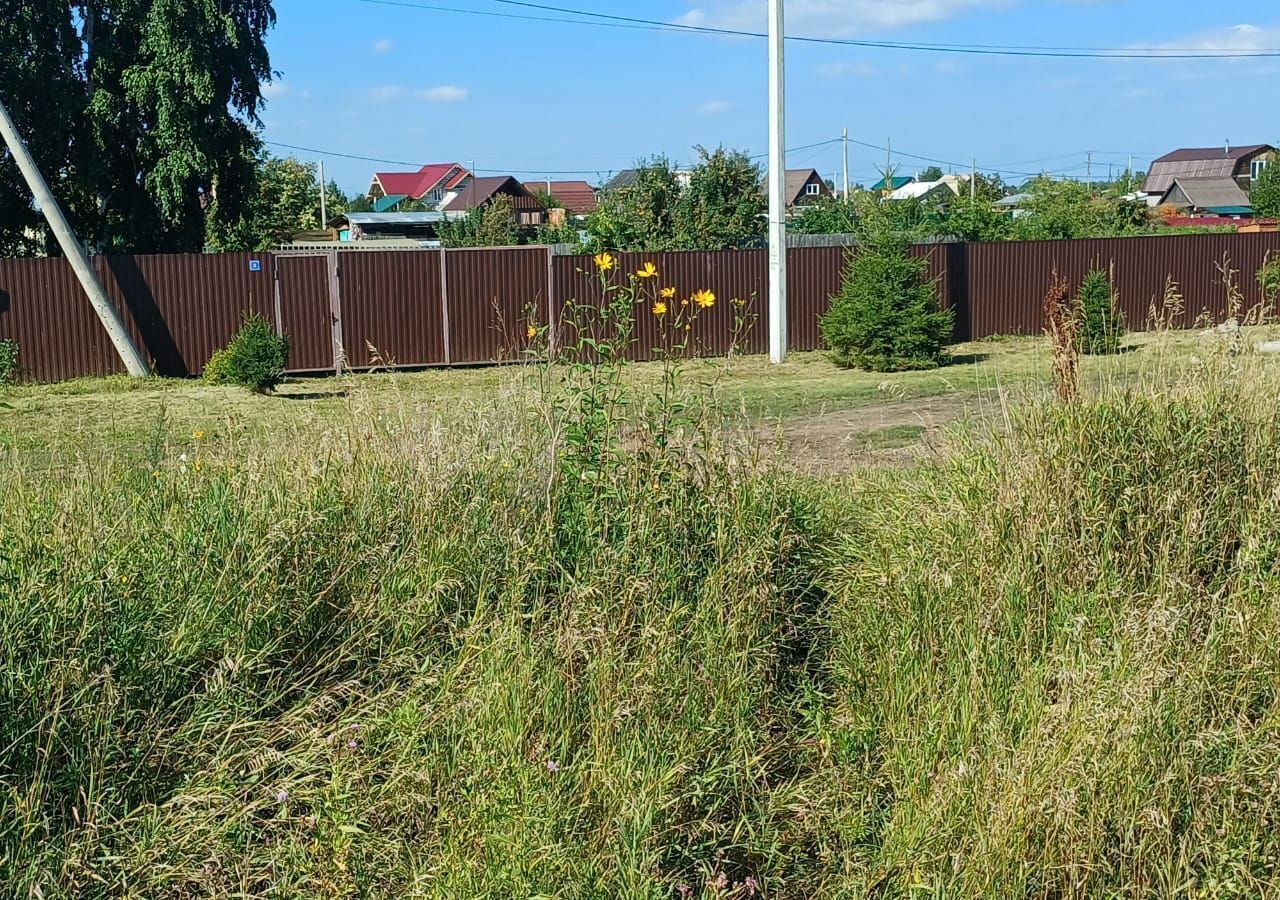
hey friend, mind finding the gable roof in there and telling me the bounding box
[604,169,639,192]
[1162,176,1252,213]
[871,175,914,192]
[372,163,467,199]
[1143,145,1274,195]
[523,180,598,214]
[761,169,829,205]
[442,176,544,212]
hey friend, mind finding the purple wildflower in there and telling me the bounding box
[546,759,559,773]
[347,739,359,750]
[275,789,289,804]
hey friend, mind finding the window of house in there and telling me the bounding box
[806,182,822,196]
[1252,159,1271,181]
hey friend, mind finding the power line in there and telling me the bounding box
[359,0,1280,59]
[264,138,843,175]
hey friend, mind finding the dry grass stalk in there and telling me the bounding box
[1043,266,1079,402]
[1147,276,1184,333]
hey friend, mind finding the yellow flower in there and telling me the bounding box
[151,470,161,478]
[652,301,668,316]
[636,262,658,279]
[660,286,676,299]
[693,289,716,309]
[193,430,206,441]
[194,460,203,473]
[594,252,615,272]
[120,575,129,585]
[526,324,538,340]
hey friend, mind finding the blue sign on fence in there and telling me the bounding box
[249,259,262,272]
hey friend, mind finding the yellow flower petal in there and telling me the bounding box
[693,289,716,309]
[594,252,616,272]
[526,324,538,339]
[636,262,658,279]
[660,286,676,299]
[652,301,668,316]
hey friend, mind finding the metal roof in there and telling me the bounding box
[331,212,465,226]
[523,180,599,214]
[1164,176,1251,213]
[372,194,409,213]
[442,176,544,212]
[371,164,468,199]
[1143,145,1274,195]
[870,175,914,191]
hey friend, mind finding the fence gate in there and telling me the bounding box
[273,251,343,373]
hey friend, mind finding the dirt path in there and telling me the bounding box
[762,393,990,470]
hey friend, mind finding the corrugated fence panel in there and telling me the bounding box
[446,247,548,363]
[276,255,336,372]
[965,234,1280,339]
[0,257,124,381]
[99,252,274,376]
[555,250,770,361]
[5,233,1280,382]
[340,251,445,368]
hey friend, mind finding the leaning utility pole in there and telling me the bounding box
[0,97,149,376]
[842,127,850,200]
[767,0,787,364]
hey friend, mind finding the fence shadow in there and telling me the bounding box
[104,256,188,376]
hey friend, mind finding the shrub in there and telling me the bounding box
[202,314,289,392]
[820,233,952,371]
[1077,266,1125,355]
[1259,254,1280,307]
[0,339,17,386]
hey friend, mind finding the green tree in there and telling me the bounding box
[0,1,276,255]
[583,157,683,252]
[938,194,1013,242]
[436,194,520,248]
[206,152,323,252]
[1251,163,1280,218]
[672,146,765,249]
[790,195,860,235]
[1077,266,1125,355]
[919,166,945,182]
[1013,177,1148,241]
[820,209,952,371]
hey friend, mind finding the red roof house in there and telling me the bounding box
[522,181,599,215]
[368,163,470,203]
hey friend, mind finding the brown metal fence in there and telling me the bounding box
[3,233,1279,382]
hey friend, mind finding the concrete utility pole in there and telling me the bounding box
[1087,151,1093,193]
[842,127,850,200]
[0,96,149,376]
[767,0,787,364]
[318,159,328,229]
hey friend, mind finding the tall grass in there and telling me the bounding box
[3,346,1280,897]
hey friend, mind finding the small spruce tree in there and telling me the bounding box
[820,221,952,371]
[1077,266,1125,355]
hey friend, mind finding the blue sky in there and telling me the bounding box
[260,1,1280,194]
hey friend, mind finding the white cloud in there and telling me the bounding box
[697,99,732,114]
[416,85,471,103]
[371,84,471,103]
[677,0,1014,37]
[1149,22,1280,52]
[261,82,290,99]
[372,38,394,54]
[818,61,878,78]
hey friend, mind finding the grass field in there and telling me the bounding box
[4,327,1280,897]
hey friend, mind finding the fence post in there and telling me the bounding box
[439,248,452,365]
[327,250,344,374]
[546,246,558,359]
